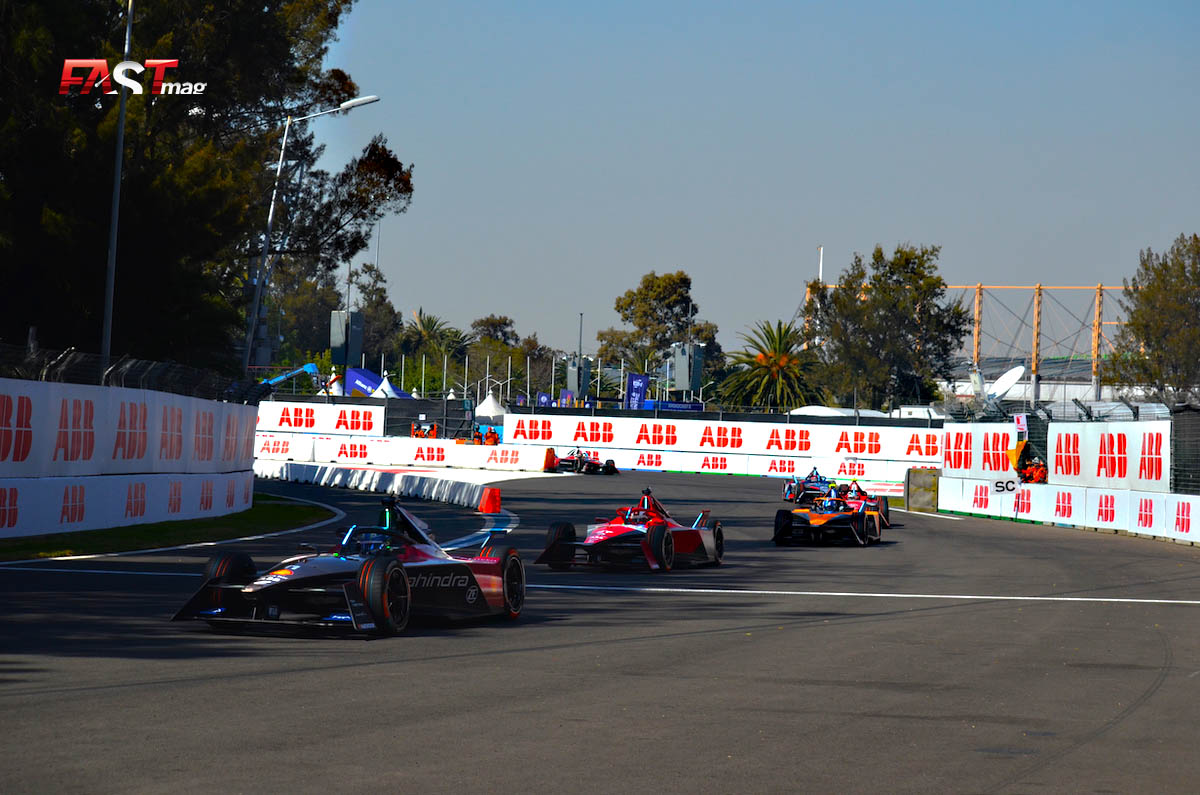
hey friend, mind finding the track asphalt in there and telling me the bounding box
[3,471,1200,793]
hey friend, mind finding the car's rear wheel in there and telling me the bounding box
[572,456,585,473]
[604,459,618,475]
[202,551,256,617]
[878,497,891,527]
[359,558,411,636]
[773,509,792,546]
[708,518,724,565]
[545,522,577,570]
[649,523,674,572]
[496,547,525,619]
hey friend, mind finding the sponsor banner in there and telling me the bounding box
[256,401,384,436]
[0,378,255,479]
[940,423,1021,481]
[503,414,942,464]
[254,432,314,462]
[0,470,253,539]
[1164,495,1199,542]
[1084,488,1132,532]
[1046,421,1170,493]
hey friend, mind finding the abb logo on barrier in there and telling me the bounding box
[225,480,236,508]
[243,479,252,504]
[511,419,553,441]
[972,484,989,509]
[413,446,445,462]
[637,453,663,467]
[488,449,519,465]
[60,485,85,524]
[168,481,182,514]
[124,482,146,518]
[160,406,184,461]
[906,433,939,456]
[335,410,373,432]
[1054,492,1073,518]
[221,416,240,461]
[259,438,290,455]
[199,481,214,511]
[838,462,865,477]
[1176,502,1191,534]
[1096,433,1128,478]
[981,432,1011,472]
[194,411,215,461]
[1097,494,1116,523]
[835,431,880,454]
[766,428,810,452]
[1054,434,1081,476]
[700,426,742,449]
[636,424,677,446]
[278,407,316,428]
[1014,489,1032,515]
[573,422,614,443]
[54,399,95,462]
[944,432,972,470]
[0,395,34,463]
[337,443,368,459]
[112,401,148,460]
[1139,432,1164,480]
[1137,498,1154,528]
[767,459,796,473]
[701,455,728,470]
[0,487,18,528]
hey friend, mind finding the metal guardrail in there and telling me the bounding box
[0,343,271,404]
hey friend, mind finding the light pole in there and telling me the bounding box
[242,94,380,373]
[100,0,135,375]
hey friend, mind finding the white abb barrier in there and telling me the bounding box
[0,378,256,478]
[941,420,1173,494]
[256,401,385,436]
[254,460,487,511]
[0,471,254,539]
[938,477,1199,543]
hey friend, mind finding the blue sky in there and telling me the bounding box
[312,1,1199,355]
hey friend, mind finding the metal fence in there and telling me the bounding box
[0,343,271,404]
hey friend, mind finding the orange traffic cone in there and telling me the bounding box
[479,487,502,514]
[543,448,558,473]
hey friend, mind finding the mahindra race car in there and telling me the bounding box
[545,446,619,475]
[535,488,723,572]
[773,486,886,547]
[173,498,525,635]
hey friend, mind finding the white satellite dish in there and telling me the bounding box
[987,365,1025,400]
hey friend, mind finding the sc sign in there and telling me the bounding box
[59,59,206,95]
[992,479,1019,493]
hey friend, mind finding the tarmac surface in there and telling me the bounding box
[3,471,1200,793]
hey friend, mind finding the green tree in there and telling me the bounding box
[719,321,823,409]
[803,244,968,410]
[1107,234,1200,404]
[0,1,412,372]
[471,315,519,346]
[270,262,342,362]
[351,262,401,369]
[596,270,725,379]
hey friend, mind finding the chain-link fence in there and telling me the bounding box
[0,343,271,404]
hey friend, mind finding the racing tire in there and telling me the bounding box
[545,522,577,570]
[851,514,869,547]
[773,510,793,546]
[603,459,618,475]
[649,523,674,572]
[494,546,525,619]
[359,558,411,636]
[870,513,883,545]
[202,551,256,616]
[572,456,585,474]
[708,519,724,565]
[878,497,891,528]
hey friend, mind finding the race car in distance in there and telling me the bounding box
[173,498,525,635]
[545,446,619,475]
[782,468,834,505]
[535,488,723,572]
[773,487,885,547]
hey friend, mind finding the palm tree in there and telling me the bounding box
[718,320,823,410]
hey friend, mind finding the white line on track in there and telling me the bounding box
[527,583,1200,606]
[0,566,201,577]
[890,508,962,521]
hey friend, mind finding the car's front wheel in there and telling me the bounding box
[708,518,724,565]
[545,522,577,570]
[359,558,411,636]
[649,523,674,572]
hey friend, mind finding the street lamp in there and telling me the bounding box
[242,95,381,373]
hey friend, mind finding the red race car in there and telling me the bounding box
[535,488,723,572]
[544,446,619,475]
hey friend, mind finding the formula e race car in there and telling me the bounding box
[173,498,525,635]
[545,446,619,475]
[772,489,886,547]
[782,469,835,505]
[535,488,723,572]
